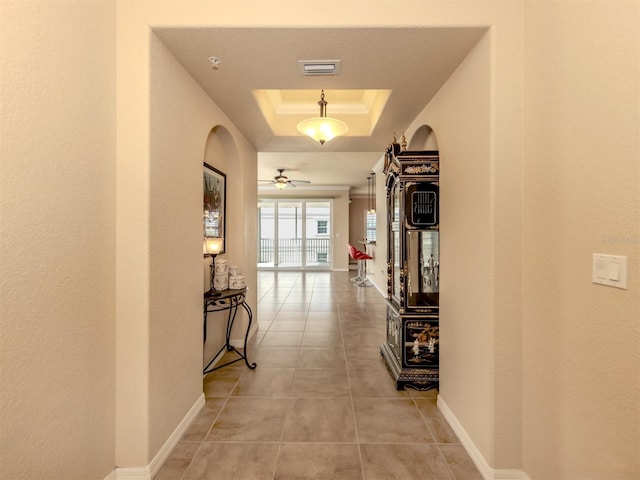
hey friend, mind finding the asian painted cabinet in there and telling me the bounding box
[380,142,440,391]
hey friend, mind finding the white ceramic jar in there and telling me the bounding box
[214,274,229,291]
[229,275,246,289]
[214,258,229,275]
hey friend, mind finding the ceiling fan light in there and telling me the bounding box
[275,182,287,190]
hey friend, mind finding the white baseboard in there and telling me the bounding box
[437,396,530,480]
[115,393,205,480]
[115,466,152,480]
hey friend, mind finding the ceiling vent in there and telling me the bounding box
[298,60,341,76]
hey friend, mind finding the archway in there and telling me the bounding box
[408,124,439,150]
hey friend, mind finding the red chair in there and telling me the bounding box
[347,243,373,287]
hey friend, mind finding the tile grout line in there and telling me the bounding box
[339,281,367,480]
[159,271,481,479]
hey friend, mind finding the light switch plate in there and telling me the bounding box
[593,254,627,289]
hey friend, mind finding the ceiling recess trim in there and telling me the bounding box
[298,60,341,76]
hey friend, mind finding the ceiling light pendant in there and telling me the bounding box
[367,172,376,214]
[296,90,348,145]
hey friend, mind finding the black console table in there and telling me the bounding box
[203,287,257,374]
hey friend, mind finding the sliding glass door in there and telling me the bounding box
[305,201,331,268]
[257,201,276,268]
[258,199,332,270]
[277,201,303,268]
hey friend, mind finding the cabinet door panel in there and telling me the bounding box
[405,182,439,228]
[403,318,439,368]
[390,181,401,305]
[406,231,439,309]
[386,307,402,363]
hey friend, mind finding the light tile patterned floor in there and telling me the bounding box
[155,271,482,480]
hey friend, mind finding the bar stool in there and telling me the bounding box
[347,244,373,287]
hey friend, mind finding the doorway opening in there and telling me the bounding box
[257,199,332,270]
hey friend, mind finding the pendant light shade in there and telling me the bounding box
[367,174,376,214]
[297,90,348,145]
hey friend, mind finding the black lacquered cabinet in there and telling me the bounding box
[380,142,440,391]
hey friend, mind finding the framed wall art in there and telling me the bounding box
[203,163,226,253]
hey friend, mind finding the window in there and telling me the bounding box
[317,220,328,235]
[258,199,332,269]
[365,212,377,243]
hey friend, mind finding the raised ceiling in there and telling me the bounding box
[252,89,391,138]
[153,27,487,193]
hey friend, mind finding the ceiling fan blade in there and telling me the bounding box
[259,170,311,188]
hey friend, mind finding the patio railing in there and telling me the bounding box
[259,238,331,265]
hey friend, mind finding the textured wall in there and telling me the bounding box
[348,197,369,249]
[0,1,116,478]
[4,1,634,477]
[366,166,388,294]
[149,35,259,457]
[116,30,259,466]
[408,32,499,465]
[523,2,640,478]
[148,34,217,460]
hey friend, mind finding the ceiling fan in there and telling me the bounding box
[258,168,311,190]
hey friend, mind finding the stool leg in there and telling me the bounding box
[355,259,372,287]
[351,259,362,283]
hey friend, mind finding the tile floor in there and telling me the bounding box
[155,271,482,480]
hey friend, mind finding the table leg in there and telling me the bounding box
[240,302,257,369]
[203,296,256,374]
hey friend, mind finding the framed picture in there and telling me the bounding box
[203,163,226,253]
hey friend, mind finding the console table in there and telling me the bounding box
[203,287,257,374]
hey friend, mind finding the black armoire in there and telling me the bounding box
[380,141,440,391]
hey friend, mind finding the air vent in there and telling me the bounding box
[298,60,341,76]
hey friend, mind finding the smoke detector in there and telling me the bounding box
[208,56,222,69]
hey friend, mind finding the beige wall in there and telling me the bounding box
[349,196,368,249]
[0,1,116,478]
[116,23,259,466]
[405,0,640,476]
[402,2,640,477]
[403,6,527,472]
[522,1,640,478]
[366,164,388,294]
[406,31,505,467]
[148,34,258,459]
[2,0,638,478]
